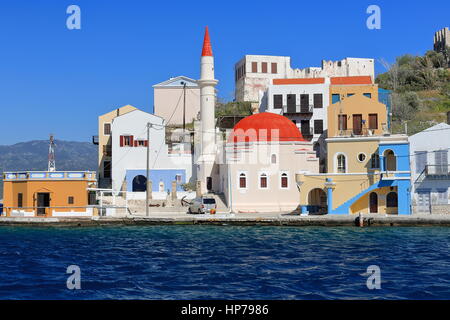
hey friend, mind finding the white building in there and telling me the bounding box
[409,123,450,214]
[261,78,330,151]
[234,55,374,103]
[110,108,194,199]
[153,76,200,126]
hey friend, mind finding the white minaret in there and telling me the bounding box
[197,26,218,194]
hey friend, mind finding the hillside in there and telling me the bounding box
[0,140,97,199]
[376,50,450,135]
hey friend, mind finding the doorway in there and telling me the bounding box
[353,114,363,135]
[369,192,378,213]
[37,193,50,216]
[207,177,212,192]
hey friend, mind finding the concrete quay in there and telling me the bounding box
[1,212,450,227]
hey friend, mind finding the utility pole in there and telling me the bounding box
[182,81,187,133]
[146,122,151,217]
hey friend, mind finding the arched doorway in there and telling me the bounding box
[132,175,147,192]
[369,192,378,213]
[308,188,328,214]
[384,150,397,171]
[386,192,398,214]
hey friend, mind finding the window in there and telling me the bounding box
[104,123,111,135]
[18,193,23,208]
[358,153,366,162]
[135,140,147,147]
[371,154,380,169]
[261,62,268,73]
[280,173,288,189]
[368,114,378,130]
[332,94,341,104]
[415,151,427,174]
[300,94,309,112]
[68,196,74,205]
[338,114,347,131]
[175,174,182,184]
[271,154,277,164]
[273,95,283,109]
[363,93,372,98]
[347,93,355,97]
[252,62,257,73]
[337,154,346,173]
[103,145,112,157]
[314,120,323,134]
[259,173,268,189]
[417,190,431,212]
[120,135,133,147]
[103,161,111,179]
[287,94,296,113]
[239,173,247,189]
[435,150,448,174]
[437,189,448,205]
[271,62,277,74]
[387,192,398,208]
[313,94,323,108]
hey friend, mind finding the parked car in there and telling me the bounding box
[188,196,217,214]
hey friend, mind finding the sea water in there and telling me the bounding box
[0,226,449,299]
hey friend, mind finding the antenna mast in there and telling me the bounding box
[48,134,56,172]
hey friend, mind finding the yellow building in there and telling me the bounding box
[297,94,412,215]
[330,76,379,106]
[96,105,137,188]
[2,171,97,217]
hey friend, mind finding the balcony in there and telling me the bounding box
[282,104,313,116]
[425,165,450,177]
[337,128,376,137]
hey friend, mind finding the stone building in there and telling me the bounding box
[434,27,450,67]
[234,55,375,104]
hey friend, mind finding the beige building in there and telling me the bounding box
[153,76,201,126]
[219,112,319,212]
[96,105,137,188]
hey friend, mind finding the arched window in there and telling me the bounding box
[239,173,247,189]
[271,154,277,164]
[337,154,346,173]
[259,173,268,189]
[387,192,398,208]
[281,173,288,189]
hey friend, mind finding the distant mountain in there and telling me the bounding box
[0,140,97,199]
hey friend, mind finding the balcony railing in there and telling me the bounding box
[300,127,314,137]
[282,104,313,115]
[425,165,450,176]
[3,171,97,181]
[337,128,376,137]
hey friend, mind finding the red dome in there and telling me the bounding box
[228,112,305,143]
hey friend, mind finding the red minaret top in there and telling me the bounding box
[201,26,213,57]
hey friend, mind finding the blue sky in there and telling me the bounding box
[0,0,449,144]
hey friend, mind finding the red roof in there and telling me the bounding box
[273,78,325,85]
[201,26,213,57]
[330,76,372,85]
[228,112,305,143]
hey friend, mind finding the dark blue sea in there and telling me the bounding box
[0,226,449,300]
